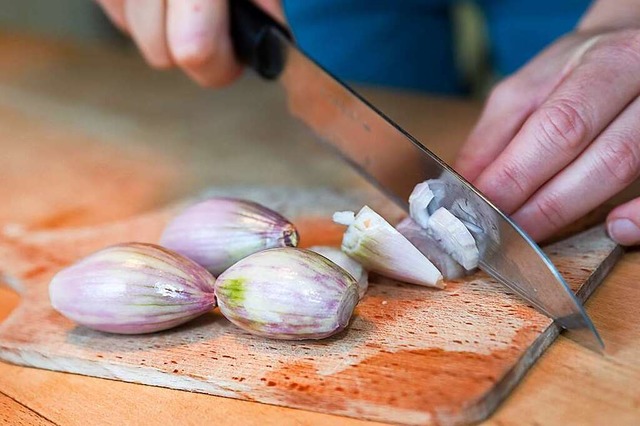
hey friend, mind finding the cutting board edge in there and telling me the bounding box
[0,345,435,425]
[456,322,561,425]
[576,245,625,301]
[453,241,624,426]
[0,226,624,426]
[0,346,248,398]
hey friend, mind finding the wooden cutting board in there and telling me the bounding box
[0,188,622,426]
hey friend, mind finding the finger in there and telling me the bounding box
[96,0,128,33]
[607,198,640,246]
[455,77,537,182]
[167,0,242,88]
[512,95,640,241]
[125,0,173,69]
[455,35,585,182]
[475,31,640,214]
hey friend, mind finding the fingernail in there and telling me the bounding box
[607,219,640,246]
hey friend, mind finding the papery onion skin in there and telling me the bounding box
[309,245,368,299]
[160,198,299,275]
[49,243,216,334]
[215,248,359,340]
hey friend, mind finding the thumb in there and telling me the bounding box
[607,198,640,246]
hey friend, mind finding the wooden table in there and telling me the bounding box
[0,32,638,426]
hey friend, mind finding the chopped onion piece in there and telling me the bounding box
[408,182,435,228]
[408,179,447,227]
[427,207,479,270]
[333,211,356,226]
[396,217,468,280]
[336,206,444,289]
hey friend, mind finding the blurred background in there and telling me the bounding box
[0,0,487,230]
[0,0,118,40]
[0,0,491,95]
[0,1,593,96]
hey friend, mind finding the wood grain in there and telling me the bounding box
[0,391,54,426]
[0,202,621,425]
[0,359,382,426]
[485,251,640,426]
[0,32,638,425]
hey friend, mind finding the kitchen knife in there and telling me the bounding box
[229,0,603,349]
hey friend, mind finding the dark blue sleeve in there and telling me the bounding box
[478,0,590,75]
[282,0,591,94]
[283,0,464,95]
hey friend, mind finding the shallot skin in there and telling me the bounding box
[215,248,359,340]
[308,245,368,299]
[49,243,217,334]
[160,198,299,275]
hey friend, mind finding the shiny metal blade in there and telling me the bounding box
[268,30,602,349]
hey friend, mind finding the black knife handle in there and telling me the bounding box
[229,0,292,79]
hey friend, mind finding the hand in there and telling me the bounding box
[455,27,640,246]
[95,0,283,87]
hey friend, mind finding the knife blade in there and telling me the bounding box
[230,0,603,349]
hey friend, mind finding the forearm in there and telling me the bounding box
[578,0,640,32]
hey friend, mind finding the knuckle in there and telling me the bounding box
[495,160,529,197]
[531,192,567,230]
[596,135,640,186]
[536,100,590,155]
